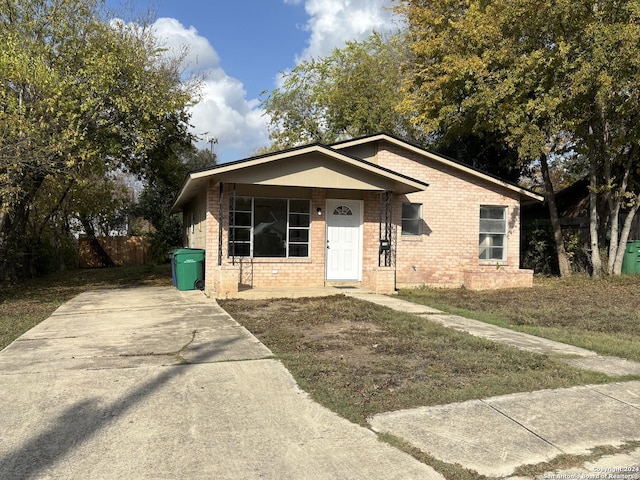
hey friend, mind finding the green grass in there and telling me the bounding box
[219,295,625,426]
[0,265,172,350]
[397,275,640,361]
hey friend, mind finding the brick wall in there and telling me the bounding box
[204,183,328,294]
[376,141,532,289]
[182,190,207,249]
[199,140,533,294]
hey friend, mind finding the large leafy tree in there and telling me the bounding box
[262,31,426,149]
[135,147,216,264]
[396,0,640,276]
[0,0,195,281]
[262,29,525,182]
[569,1,640,275]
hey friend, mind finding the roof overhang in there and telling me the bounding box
[171,144,429,213]
[333,134,544,202]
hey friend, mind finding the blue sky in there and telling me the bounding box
[106,0,399,162]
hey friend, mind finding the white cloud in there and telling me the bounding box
[143,1,398,162]
[296,0,398,61]
[153,17,219,69]
[151,18,268,162]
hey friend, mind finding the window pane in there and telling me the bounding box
[289,244,309,257]
[333,205,352,215]
[231,226,251,242]
[402,219,421,236]
[231,212,252,227]
[229,242,250,257]
[480,206,505,219]
[289,229,309,243]
[479,234,505,260]
[490,234,504,247]
[289,213,310,228]
[402,203,421,219]
[402,203,422,236]
[233,197,252,211]
[289,199,310,213]
[229,197,311,259]
[254,198,287,257]
[480,218,506,233]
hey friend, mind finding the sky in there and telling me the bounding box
[105,0,400,162]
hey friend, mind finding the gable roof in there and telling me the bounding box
[171,143,430,213]
[331,133,544,202]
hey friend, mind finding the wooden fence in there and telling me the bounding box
[79,236,150,268]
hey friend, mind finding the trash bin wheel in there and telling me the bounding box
[195,279,205,290]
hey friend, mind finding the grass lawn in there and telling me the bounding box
[219,294,629,426]
[0,265,172,350]
[397,275,640,362]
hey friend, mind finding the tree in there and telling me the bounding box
[0,0,196,281]
[395,0,640,277]
[568,1,640,276]
[134,147,216,263]
[262,31,426,149]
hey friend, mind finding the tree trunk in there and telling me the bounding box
[607,155,633,274]
[613,201,640,274]
[79,216,116,268]
[0,173,47,282]
[540,152,571,276]
[588,156,603,277]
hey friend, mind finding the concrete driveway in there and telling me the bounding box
[0,287,441,480]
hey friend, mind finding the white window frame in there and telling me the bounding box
[229,197,311,258]
[479,206,507,261]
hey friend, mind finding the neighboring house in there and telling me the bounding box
[522,178,640,244]
[170,133,543,297]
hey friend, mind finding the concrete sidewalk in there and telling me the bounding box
[344,289,640,377]
[341,290,640,478]
[0,287,441,480]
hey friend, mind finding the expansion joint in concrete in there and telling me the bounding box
[586,384,640,412]
[480,399,564,453]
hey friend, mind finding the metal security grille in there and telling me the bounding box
[217,183,224,266]
[379,191,394,267]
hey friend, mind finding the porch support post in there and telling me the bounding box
[379,190,393,267]
[231,183,236,266]
[218,182,223,266]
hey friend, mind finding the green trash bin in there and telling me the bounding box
[621,241,640,275]
[173,248,205,290]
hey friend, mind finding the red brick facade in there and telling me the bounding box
[375,142,530,289]
[184,137,535,296]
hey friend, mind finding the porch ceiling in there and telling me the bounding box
[171,144,428,213]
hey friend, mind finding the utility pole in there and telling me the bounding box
[207,137,218,156]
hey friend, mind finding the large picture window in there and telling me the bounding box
[229,197,310,258]
[479,206,507,261]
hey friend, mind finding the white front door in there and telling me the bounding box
[326,200,362,281]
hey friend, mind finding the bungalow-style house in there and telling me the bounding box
[170,133,543,297]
